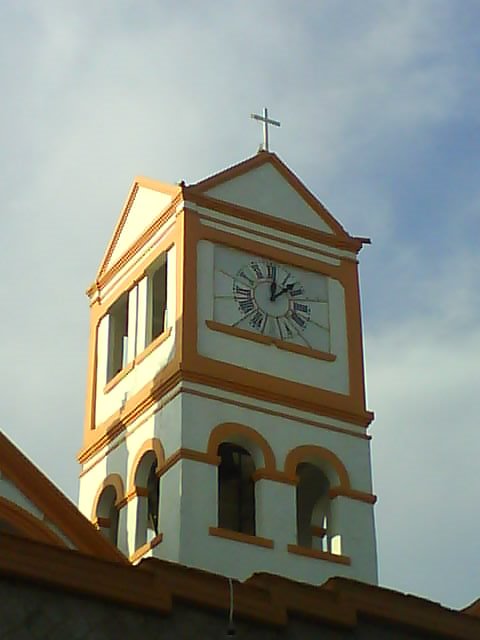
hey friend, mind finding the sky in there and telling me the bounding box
[1,0,479,610]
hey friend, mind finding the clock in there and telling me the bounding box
[213,246,330,354]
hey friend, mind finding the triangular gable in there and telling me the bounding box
[189,152,351,240]
[96,177,181,281]
[0,430,126,563]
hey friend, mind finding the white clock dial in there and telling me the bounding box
[214,247,331,353]
[231,259,311,340]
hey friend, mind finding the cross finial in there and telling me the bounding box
[250,107,280,152]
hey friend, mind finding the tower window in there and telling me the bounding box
[146,257,168,345]
[133,451,161,549]
[106,292,129,382]
[296,462,330,551]
[95,485,120,546]
[218,442,255,535]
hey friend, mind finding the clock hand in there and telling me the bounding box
[272,282,294,301]
[270,279,277,301]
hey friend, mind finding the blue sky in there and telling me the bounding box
[1,1,479,609]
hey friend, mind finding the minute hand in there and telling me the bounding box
[272,283,294,301]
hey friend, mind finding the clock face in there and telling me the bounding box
[214,247,330,353]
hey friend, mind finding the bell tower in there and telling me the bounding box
[78,151,378,584]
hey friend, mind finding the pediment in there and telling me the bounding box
[97,178,181,281]
[189,152,351,240]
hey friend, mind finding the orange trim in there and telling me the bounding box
[93,516,111,529]
[252,469,297,485]
[209,527,274,549]
[0,497,66,547]
[0,432,126,563]
[187,152,360,247]
[91,473,126,519]
[0,533,171,614]
[96,177,181,284]
[135,327,172,365]
[198,211,355,264]
[4,533,478,636]
[180,215,372,426]
[287,544,351,565]
[129,533,163,563]
[104,361,134,393]
[206,320,336,362]
[329,487,377,505]
[181,387,370,440]
[207,422,276,473]
[158,448,220,480]
[191,191,360,252]
[128,438,166,492]
[284,445,351,489]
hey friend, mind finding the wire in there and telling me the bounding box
[227,577,235,636]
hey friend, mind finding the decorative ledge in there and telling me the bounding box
[135,327,172,365]
[103,327,172,394]
[129,533,163,563]
[104,361,134,393]
[205,320,335,362]
[209,527,274,549]
[287,544,351,566]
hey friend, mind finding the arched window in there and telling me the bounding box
[133,451,160,548]
[296,462,331,552]
[218,442,256,535]
[95,485,120,546]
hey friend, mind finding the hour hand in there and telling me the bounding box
[270,280,277,301]
[272,282,294,301]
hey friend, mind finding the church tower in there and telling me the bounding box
[78,151,378,585]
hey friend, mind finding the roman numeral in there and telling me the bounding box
[267,263,276,280]
[234,285,252,297]
[293,302,310,314]
[250,261,263,279]
[249,310,266,330]
[290,287,304,297]
[238,299,255,314]
[290,311,307,329]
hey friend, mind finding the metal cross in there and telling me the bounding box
[250,107,280,151]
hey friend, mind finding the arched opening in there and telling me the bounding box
[296,462,331,552]
[133,450,160,548]
[218,442,256,535]
[95,485,120,546]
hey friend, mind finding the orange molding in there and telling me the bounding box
[94,180,182,288]
[0,533,171,614]
[284,445,351,489]
[287,544,351,566]
[206,320,336,362]
[0,497,66,548]
[0,432,126,564]
[209,527,274,549]
[252,469,297,486]
[186,152,363,248]
[104,361,134,393]
[329,487,377,505]
[91,473,126,519]
[127,438,166,493]
[130,533,163,563]
[197,211,355,264]
[190,191,362,252]
[207,422,276,473]
[103,329,173,394]
[181,387,370,441]
[135,327,172,365]
[93,517,111,529]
